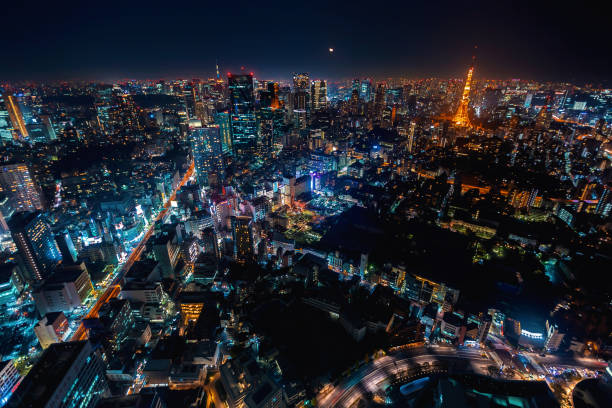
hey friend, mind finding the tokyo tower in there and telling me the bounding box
[453,64,474,127]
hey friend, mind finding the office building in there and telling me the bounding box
[191,126,225,186]
[214,110,233,155]
[54,232,78,264]
[34,311,69,349]
[595,186,611,216]
[228,73,256,150]
[33,263,93,316]
[97,298,135,351]
[8,211,61,283]
[0,193,14,234]
[218,356,285,408]
[3,95,28,139]
[152,231,180,278]
[231,215,254,263]
[0,164,43,212]
[0,263,19,309]
[7,341,109,408]
[311,80,327,111]
[0,93,15,141]
[360,79,372,102]
[0,360,20,406]
[292,73,309,92]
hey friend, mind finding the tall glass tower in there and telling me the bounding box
[228,73,256,151]
[8,211,62,282]
[191,126,225,187]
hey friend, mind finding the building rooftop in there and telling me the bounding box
[7,341,90,408]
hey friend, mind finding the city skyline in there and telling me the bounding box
[1,4,612,407]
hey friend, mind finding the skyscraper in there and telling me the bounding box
[228,73,256,151]
[311,80,327,111]
[408,121,417,153]
[360,79,372,102]
[0,163,44,212]
[453,64,474,127]
[4,95,28,139]
[0,93,15,142]
[258,107,284,150]
[595,186,611,216]
[214,110,233,155]
[7,341,109,408]
[8,211,62,283]
[292,73,310,92]
[191,126,225,186]
[231,215,254,263]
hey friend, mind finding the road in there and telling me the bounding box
[71,161,194,341]
[317,346,492,408]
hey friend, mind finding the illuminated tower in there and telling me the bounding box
[292,73,310,92]
[0,163,44,212]
[228,73,257,151]
[453,65,474,127]
[191,126,225,186]
[231,215,254,263]
[407,121,417,153]
[4,94,29,139]
[8,211,62,283]
[311,80,327,111]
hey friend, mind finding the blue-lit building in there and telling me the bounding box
[228,73,257,151]
[214,110,233,155]
[191,126,225,186]
[360,79,372,102]
[8,211,62,283]
[0,263,19,310]
[258,107,284,149]
[0,360,20,406]
[7,340,109,408]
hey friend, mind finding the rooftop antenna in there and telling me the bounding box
[215,58,220,80]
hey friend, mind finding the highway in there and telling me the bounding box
[71,161,194,341]
[317,346,492,408]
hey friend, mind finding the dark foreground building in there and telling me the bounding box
[7,340,109,408]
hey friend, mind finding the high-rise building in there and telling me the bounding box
[202,226,221,260]
[0,164,44,212]
[311,80,327,111]
[191,126,225,186]
[453,64,474,127]
[407,121,417,153]
[55,232,78,264]
[0,193,15,234]
[259,82,280,110]
[360,79,372,102]
[373,83,386,120]
[7,340,109,408]
[8,211,62,283]
[4,95,28,139]
[33,263,93,316]
[0,93,15,142]
[0,360,20,406]
[231,215,254,263]
[292,73,310,92]
[596,186,611,216]
[39,115,57,140]
[228,73,256,151]
[214,110,233,155]
[258,107,284,149]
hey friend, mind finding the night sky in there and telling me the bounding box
[4,0,611,82]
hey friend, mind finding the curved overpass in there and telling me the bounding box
[318,346,493,408]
